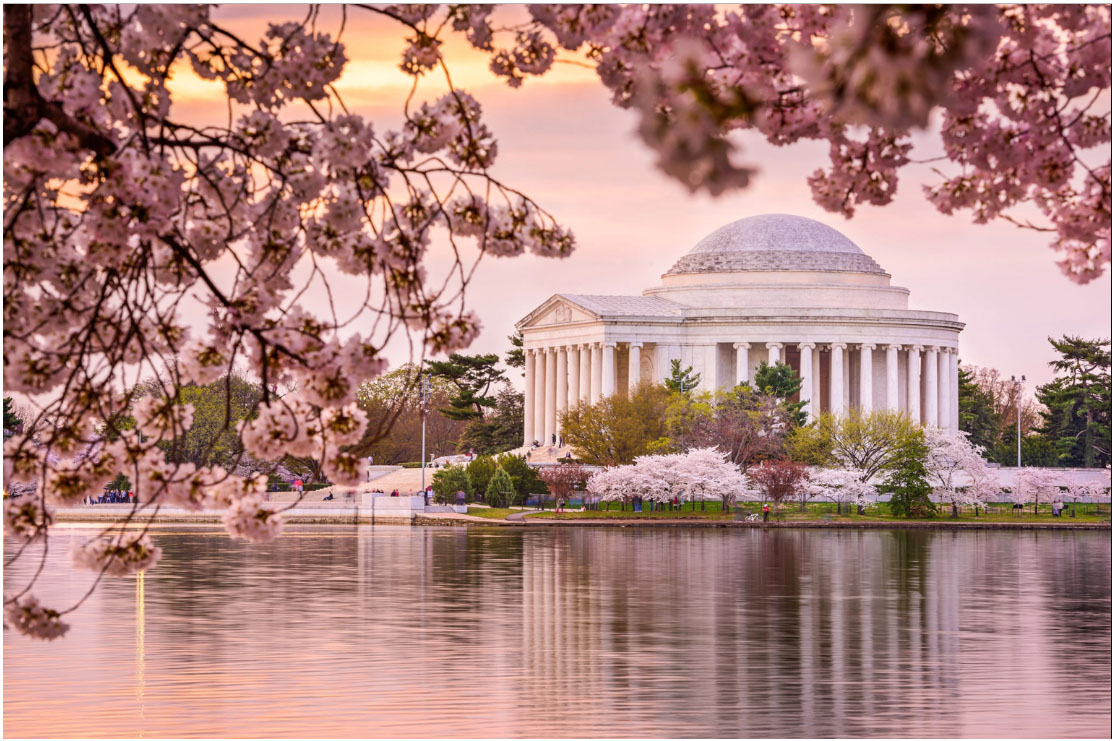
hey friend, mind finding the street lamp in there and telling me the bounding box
[419,371,431,502]
[1011,375,1026,468]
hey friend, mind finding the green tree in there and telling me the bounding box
[431,464,472,504]
[957,364,1002,456]
[663,359,701,394]
[786,414,836,466]
[1035,336,1110,467]
[505,331,525,371]
[457,386,524,455]
[881,431,937,519]
[560,382,671,465]
[466,454,497,499]
[753,361,806,427]
[828,409,921,481]
[495,453,549,506]
[3,396,24,435]
[485,466,515,508]
[161,372,262,468]
[426,353,506,421]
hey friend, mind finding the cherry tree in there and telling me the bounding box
[664,447,754,512]
[1010,467,1062,515]
[448,5,1110,282]
[924,427,1001,516]
[1063,472,1109,512]
[3,5,573,640]
[805,467,876,515]
[747,459,809,514]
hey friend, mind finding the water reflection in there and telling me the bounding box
[4,526,1110,738]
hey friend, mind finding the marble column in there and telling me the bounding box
[830,342,846,416]
[767,342,782,365]
[544,348,557,444]
[908,345,922,424]
[799,342,816,421]
[533,348,547,443]
[555,346,568,436]
[579,345,591,406]
[937,348,950,430]
[885,344,900,412]
[601,342,616,398]
[859,343,875,413]
[523,349,535,446]
[590,344,603,404]
[568,346,580,409]
[703,344,719,392]
[628,342,642,391]
[924,346,939,427]
[734,343,750,386]
[950,351,960,431]
[811,345,822,415]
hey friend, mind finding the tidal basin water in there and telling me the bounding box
[4,526,1111,738]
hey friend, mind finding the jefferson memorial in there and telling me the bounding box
[516,214,963,446]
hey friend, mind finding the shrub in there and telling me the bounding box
[432,464,472,504]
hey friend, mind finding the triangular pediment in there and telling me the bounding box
[516,295,598,330]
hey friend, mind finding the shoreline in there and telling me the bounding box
[54,507,1111,530]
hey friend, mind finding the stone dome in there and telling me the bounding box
[666,214,886,275]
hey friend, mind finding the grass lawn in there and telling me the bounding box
[528,500,1111,523]
[465,507,519,520]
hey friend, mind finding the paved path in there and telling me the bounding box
[505,509,542,522]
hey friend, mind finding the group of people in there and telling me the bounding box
[86,490,132,504]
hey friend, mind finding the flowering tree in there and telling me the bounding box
[536,462,592,508]
[3,5,574,639]
[805,468,876,515]
[924,427,1001,516]
[444,5,1110,283]
[652,447,754,511]
[747,459,809,513]
[1010,467,1062,515]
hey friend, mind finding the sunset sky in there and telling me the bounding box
[193,5,1111,389]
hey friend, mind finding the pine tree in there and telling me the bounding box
[1035,336,1110,467]
[957,365,1002,458]
[664,359,701,394]
[753,361,806,427]
[426,353,505,421]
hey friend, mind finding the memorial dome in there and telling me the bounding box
[667,214,886,275]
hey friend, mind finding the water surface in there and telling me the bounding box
[4,525,1110,738]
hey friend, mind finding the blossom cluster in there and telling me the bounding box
[71,532,163,577]
[3,3,574,637]
[448,4,1111,282]
[587,448,755,506]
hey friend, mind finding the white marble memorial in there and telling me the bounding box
[516,214,964,445]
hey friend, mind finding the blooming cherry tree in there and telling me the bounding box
[805,468,876,515]
[3,5,573,639]
[450,5,1110,282]
[924,427,1001,515]
[1010,467,1062,515]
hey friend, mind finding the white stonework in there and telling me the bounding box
[516,214,963,436]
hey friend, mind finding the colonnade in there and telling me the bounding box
[523,341,959,446]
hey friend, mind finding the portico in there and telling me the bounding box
[516,215,964,445]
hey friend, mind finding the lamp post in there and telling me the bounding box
[1011,374,1026,468]
[419,371,431,501]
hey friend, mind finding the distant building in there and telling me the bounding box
[516,214,963,445]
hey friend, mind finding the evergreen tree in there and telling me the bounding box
[485,466,515,508]
[753,361,806,427]
[457,387,524,455]
[664,359,701,394]
[431,464,472,504]
[3,397,24,436]
[1035,336,1110,467]
[881,431,937,519]
[426,353,505,421]
[957,365,1002,457]
[466,454,497,498]
[505,331,525,370]
[495,453,549,506]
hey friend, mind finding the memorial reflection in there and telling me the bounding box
[4,526,1110,738]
